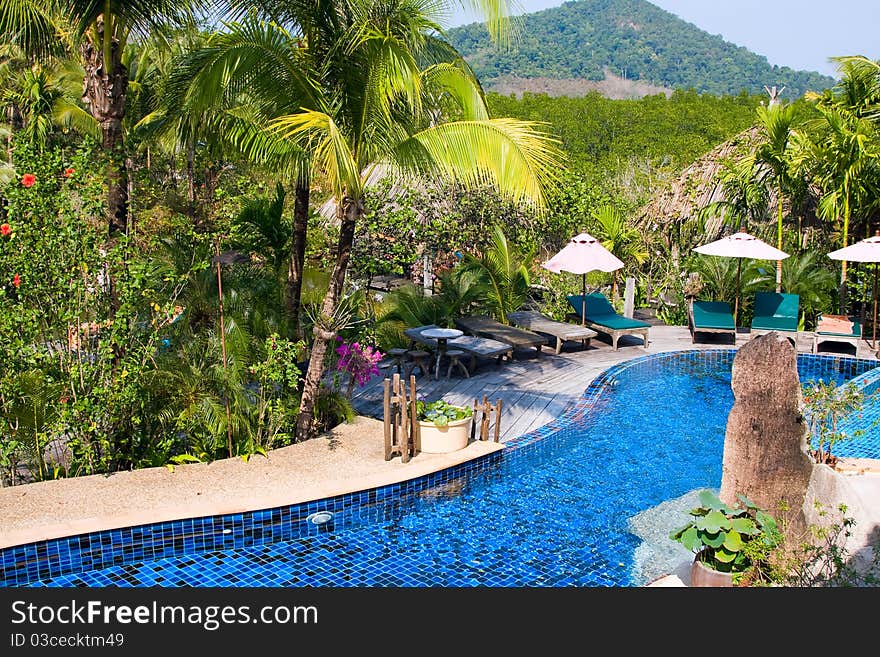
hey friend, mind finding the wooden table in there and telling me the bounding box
[420,327,464,379]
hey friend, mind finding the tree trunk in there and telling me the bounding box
[295,194,361,442]
[187,140,196,223]
[286,177,310,337]
[80,22,128,238]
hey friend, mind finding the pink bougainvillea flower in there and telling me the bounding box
[21,173,36,187]
[0,223,10,237]
[13,273,21,288]
[64,167,75,178]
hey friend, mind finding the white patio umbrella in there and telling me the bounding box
[542,232,624,324]
[693,232,789,327]
[828,234,880,349]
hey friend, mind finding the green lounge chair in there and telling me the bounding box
[750,292,800,342]
[566,293,650,350]
[812,313,862,354]
[689,300,736,343]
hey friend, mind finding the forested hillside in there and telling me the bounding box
[449,0,836,99]
[486,89,761,174]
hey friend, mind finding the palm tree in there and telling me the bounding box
[0,0,201,236]
[165,14,325,333]
[801,57,880,311]
[779,250,837,328]
[459,225,533,323]
[254,0,562,440]
[0,51,98,148]
[802,105,880,310]
[753,102,801,292]
[700,154,771,236]
[591,204,649,301]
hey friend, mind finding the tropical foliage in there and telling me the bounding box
[2,0,880,491]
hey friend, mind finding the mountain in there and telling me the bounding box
[446,0,836,99]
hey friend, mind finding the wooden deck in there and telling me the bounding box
[349,324,880,444]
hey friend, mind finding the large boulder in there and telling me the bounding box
[720,332,812,540]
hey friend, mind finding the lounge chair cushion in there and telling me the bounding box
[751,292,799,332]
[751,315,798,332]
[692,301,735,330]
[816,314,862,337]
[566,294,650,329]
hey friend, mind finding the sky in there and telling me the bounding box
[446,0,880,78]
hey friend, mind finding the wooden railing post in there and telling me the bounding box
[480,394,490,440]
[383,372,421,462]
[383,378,392,460]
[409,374,420,455]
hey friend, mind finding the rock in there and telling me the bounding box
[720,331,812,541]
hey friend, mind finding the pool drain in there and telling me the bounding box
[307,511,334,525]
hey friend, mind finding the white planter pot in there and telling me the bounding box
[418,416,472,453]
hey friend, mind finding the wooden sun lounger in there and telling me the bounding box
[404,324,514,370]
[454,315,547,357]
[507,310,598,354]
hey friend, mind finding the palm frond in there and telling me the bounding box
[393,117,564,214]
[270,108,361,199]
[421,61,488,121]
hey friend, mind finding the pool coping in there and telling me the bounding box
[0,439,504,550]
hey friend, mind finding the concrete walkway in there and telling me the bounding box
[2,324,879,586]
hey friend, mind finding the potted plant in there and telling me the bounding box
[669,489,782,587]
[416,399,474,453]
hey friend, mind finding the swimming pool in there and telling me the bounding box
[2,350,877,588]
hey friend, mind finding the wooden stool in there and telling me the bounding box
[388,347,409,373]
[405,350,430,378]
[445,349,469,379]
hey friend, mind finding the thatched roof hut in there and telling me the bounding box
[634,126,762,245]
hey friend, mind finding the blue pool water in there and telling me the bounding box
[2,350,878,588]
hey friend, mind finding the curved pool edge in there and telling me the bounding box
[3,349,877,549]
[3,348,880,587]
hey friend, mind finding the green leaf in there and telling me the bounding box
[737,493,759,510]
[730,517,759,535]
[714,546,738,564]
[675,526,702,552]
[755,510,778,533]
[699,530,726,549]
[697,489,730,513]
[697,510,732,533]
[722,530,744,552]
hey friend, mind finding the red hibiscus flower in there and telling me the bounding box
[21,173,36,188]
[0,223,10,237]
[13,273,20,288]
[64,167,75,178]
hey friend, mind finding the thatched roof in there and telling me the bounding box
[634,126,763,241]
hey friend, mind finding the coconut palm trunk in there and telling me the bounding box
[286,177,310,336]
[295,194,360,441]
[776,181,784,293]
[840,190,850,312]
[79,20,128,237]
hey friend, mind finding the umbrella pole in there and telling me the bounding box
[581,273,586,326]
[873,263,878,350]
[734,259,742,329]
